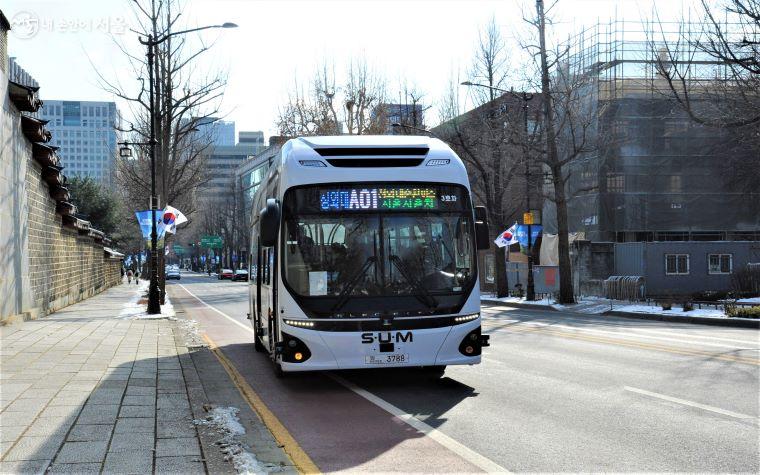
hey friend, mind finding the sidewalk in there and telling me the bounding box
[0,281,294,474]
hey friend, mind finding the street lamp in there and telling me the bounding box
[138,21,238,314]
[461,81,537,301]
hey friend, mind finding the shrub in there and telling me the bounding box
[661,301,672,310]
[727,306,760,319]
[682,301,693,312]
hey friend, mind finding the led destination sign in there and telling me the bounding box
[320,187,438,211]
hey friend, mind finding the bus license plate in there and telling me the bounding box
[365,354,409,365]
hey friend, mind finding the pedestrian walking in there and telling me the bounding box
[126,269,133,284]
[134,270,140,285]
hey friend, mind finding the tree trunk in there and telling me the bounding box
[537,0,574,304]
[552,168,574,303]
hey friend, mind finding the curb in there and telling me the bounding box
[604,310,760,329]
[481,298,759,328]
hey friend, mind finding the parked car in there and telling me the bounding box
[166,268,181,280]
[218,268,234,280]
[232,269,249,282]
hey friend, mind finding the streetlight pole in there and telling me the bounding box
[134,22,238,314]
[139,33,161,314]
[461,81,537,300]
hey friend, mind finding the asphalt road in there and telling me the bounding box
[168,272,760,473]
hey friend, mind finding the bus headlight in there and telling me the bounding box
[284,319,315,328]
[459,327,487,356]
[454,313,479,324]
[280,333,311,363]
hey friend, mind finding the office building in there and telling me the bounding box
[238,131,265,146]
[195,117,235,147]
[38,100,120,186]
[198,130,267,201]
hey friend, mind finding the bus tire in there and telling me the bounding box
[422,365,446,379]
[254,334,266,353]
[253,323,266,353]
[272,360,286,378]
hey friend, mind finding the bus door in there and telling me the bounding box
[260,244,277,352]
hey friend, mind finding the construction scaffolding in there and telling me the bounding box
[546,15,760,242]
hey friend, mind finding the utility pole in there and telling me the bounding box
[520,92,536,301]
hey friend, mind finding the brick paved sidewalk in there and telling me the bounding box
[0,281,220,474]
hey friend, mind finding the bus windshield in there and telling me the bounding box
[281,184,477,317]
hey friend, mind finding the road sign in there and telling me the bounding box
[523,212,534,225]
[173,245,186,255]
[201,235,223,249]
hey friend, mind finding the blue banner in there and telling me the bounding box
[515,224,542,252]
[135,210,166,240]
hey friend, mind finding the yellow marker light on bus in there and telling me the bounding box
[294,352,304,361]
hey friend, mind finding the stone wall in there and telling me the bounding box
[0,65,123,325]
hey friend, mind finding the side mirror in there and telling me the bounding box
[473,206,490,250]
[260,198,280,247]
[475,221,490,250]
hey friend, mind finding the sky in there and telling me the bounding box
[4,0,693,141]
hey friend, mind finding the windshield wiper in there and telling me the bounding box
[332,256,377,313]
[388,254,438,310]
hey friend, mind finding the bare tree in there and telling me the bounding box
[276,58,388,135]
[434,17,526,298]
[98,0,229,300]
[519,0,598,303]
[651,0,760,194]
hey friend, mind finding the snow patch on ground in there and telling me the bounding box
[614,304,726,318]
[738,297,760,304]
[481,295,559,306]
[118,280,176,319]
[194,406,284,474]
[481,295,731,317]
[170,316,203,347]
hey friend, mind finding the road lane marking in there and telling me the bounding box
[624,386,758,421]
[203,334,320,474]
[485,321,759,350]
[328,373,510,474]
[179,284,509,473]
[483,324,760,365]
[177,282,506,472]
[176,283,253,334]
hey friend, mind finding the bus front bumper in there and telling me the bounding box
[279,319,483,372]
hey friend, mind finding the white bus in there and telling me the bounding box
[248,135,491,375]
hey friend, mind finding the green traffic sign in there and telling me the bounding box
[173,245,186,255]
[201,235,223,248]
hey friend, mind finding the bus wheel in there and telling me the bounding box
[272,360,286,378]
[253,329,266,353]
[421,365,446,379]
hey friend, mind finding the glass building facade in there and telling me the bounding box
[39,100,120,186]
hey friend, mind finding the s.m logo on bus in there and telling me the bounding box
[361,332,413,344]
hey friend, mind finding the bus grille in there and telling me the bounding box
[325,158,424,167]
